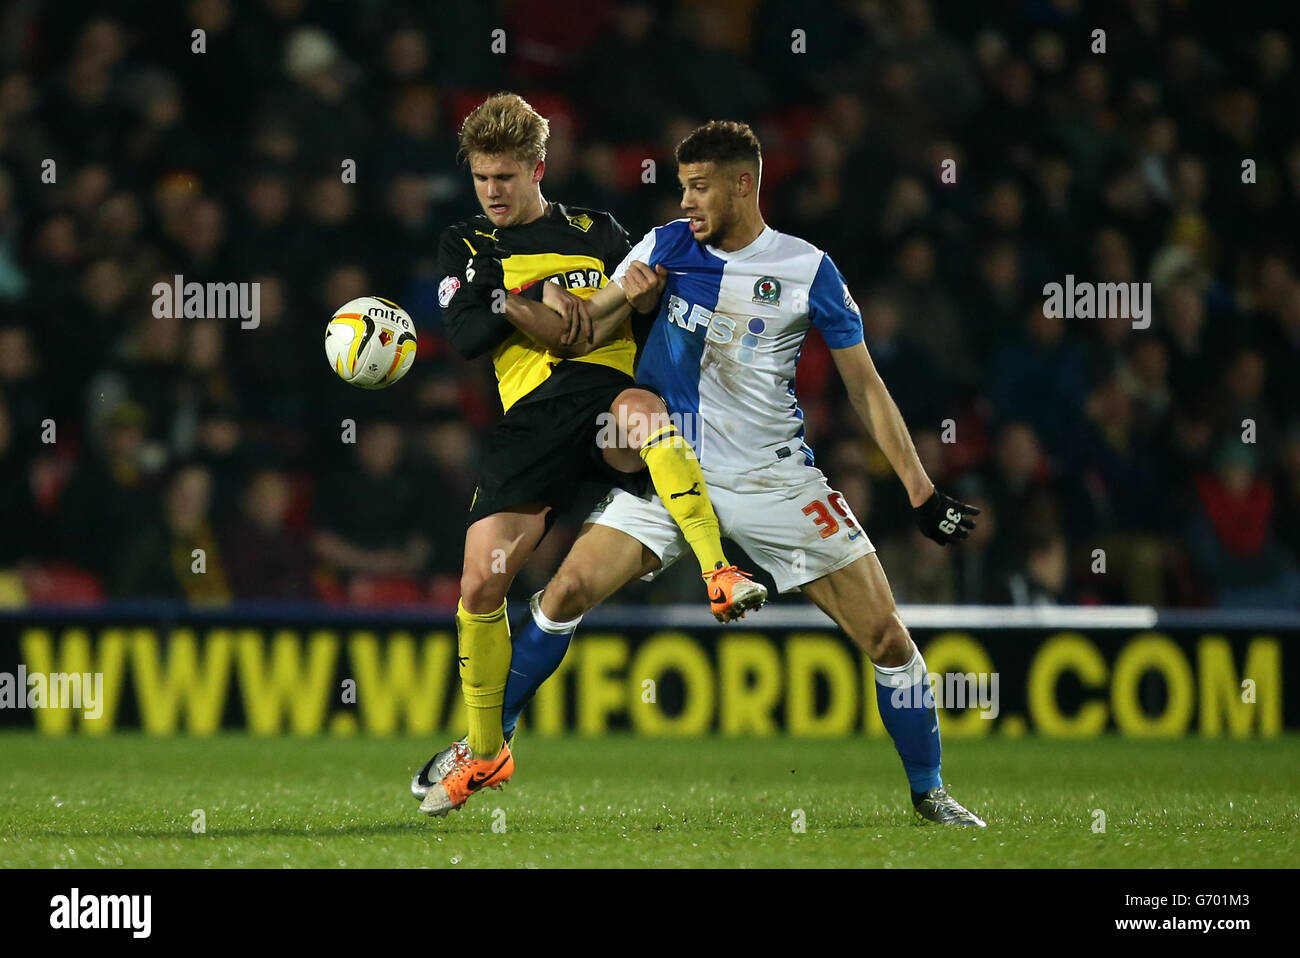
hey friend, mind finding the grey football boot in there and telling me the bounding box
[912,786,987,827]
[411,738,468,802]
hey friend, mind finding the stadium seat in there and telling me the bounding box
[793,326,832,399]
[314,572,346,605]
[612,143,662,190]
[944,398,991,476]
[449,89,493,127]
[523,92,578,132]
[759,107,824,185]
[284,473,315,533]
[428,574,461,610]
[348,575,427,607]
[21,563,105,606]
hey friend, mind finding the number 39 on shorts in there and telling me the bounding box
[801,492,862,540]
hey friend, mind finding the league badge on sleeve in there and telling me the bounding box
[842,282,860,315]
[438,275,461,308]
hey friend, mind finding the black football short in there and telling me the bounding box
[467,362,654,528]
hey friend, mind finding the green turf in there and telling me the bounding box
[1,733,1296,867]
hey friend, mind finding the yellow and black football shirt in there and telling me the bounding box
[436,201,636,412]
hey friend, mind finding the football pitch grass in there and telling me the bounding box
[1,733,1296,868]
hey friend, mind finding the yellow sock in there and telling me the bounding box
[456,598,510,757]
[640,423,728,574]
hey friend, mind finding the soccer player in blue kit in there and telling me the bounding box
[416,120,985,826]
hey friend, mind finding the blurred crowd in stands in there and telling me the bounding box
[1,0,1299,609]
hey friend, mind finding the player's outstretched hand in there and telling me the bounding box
[621,261,668,313]
[913,489,980,546]
[542,281,593,345]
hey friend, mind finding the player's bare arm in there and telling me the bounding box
[573,261,666,322]
[500,283,633,356]
[554,260,667,345]
[507,260,665,355]
[550,259,666,342]
[616,260,669,313]
[499,286,590,352]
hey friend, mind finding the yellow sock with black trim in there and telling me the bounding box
[639,423,729,574]
[456,599,510,757]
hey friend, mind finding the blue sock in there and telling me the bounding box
[501,591,581,740]
[874,648,943,797]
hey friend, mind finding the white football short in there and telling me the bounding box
[586,464,875,593]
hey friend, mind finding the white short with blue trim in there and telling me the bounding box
[586,464,875,593]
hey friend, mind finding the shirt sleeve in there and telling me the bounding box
[436,225,514,360]
[602,214,634,279]
[611,226,659,286]
[807,253,864,349]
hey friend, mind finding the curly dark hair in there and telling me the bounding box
[675,120,762,167]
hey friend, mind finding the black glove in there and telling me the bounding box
[913,489,980,545]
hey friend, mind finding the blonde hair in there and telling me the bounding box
[457,92,550,165]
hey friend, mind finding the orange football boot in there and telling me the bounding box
[418,740,514,817]
[703,564,768,622]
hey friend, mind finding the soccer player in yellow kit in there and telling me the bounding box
[415,95,766,816]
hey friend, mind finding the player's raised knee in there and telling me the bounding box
[612,388,670,450]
